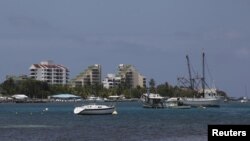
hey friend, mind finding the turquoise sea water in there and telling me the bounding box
[0,102,250,141]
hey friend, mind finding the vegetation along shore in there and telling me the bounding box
[0,78,227,100]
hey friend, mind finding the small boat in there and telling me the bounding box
[74,104,115,115]
[105,95,128,102]
[240,97,248,103]
[140,91,164,108]
[240,86,248,103]
[165,97,191,109]
[86,95,104,102]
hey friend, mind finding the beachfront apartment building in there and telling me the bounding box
[116,64,146,88]
[103,64,146,89]
[29,60,69,85]
[71,64,102,87]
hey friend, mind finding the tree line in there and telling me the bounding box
[0,78,227,99]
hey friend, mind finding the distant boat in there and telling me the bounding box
[105,95,124,102]
[240,86,248,103]
[86,95,104,102]
[11,94,28,100]
[104,95,133,102]
[165,97,191,109]
[178,52,221,107]
[74,104,115,115]
[240,97,248,103]
[223,98,228,103]
[140,91,165,108]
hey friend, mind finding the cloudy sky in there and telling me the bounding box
[0,0,250,97]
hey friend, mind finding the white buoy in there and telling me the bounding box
[112,110,118,115]
[43,108,49,112]
[200,106,206,109]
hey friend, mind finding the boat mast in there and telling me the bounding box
[202,52,205,95]
[245,85,248,99]
[186,55,194,90]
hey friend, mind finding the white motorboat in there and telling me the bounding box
[105,95,127,102]
[165,97,191,109]
[74,104,115,115]
[140,92,164,108]
[86,95,104,102]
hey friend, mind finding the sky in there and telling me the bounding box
[0,0,250,98]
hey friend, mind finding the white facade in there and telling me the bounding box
[102,74,121,89]
[29,61,69,85]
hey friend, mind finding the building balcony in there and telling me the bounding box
[53,77,62,79]
[53,73,62,75]
[30,69,37,71]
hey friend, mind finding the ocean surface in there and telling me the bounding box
[0,101,250,141]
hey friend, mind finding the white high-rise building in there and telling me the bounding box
[29,60,69,85]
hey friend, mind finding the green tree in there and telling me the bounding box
[149,78,156,93]
[18,79,50,98]
[1,78,17,95]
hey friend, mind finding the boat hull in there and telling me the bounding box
[182,98,220,107]
[166,105,191,109]
[142,103,164,108]
[165,102,191,109]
